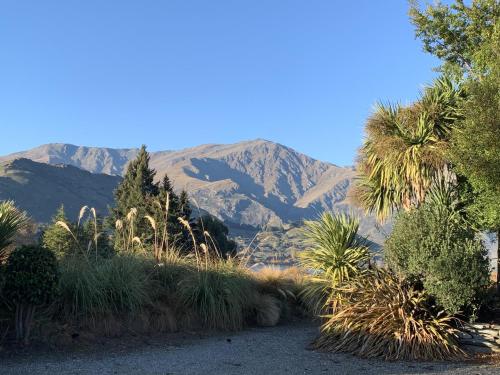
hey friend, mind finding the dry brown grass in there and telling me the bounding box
[313,268,466,361]
[255,266,304,299]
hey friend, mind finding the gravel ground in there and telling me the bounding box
[0,323,499,375]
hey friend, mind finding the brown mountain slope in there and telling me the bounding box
[0,140,387,245]
[1,140,356,223]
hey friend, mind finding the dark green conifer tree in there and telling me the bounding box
[175,190,195,251]
[178,190,192,220]
[111,145,159,248]
[81,215,114,258]
[196,215,237,258]
[42,205,75,258]
[155,173,186,246]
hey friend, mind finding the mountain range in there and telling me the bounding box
[0,140,387,250]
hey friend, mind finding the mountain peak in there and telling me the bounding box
[0,140,384,245]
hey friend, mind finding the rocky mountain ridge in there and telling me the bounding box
[0,140,385,245]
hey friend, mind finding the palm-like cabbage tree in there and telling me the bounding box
[354,77,464,221]
[0,201,30,261]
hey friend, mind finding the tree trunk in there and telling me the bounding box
[23,305,35,346]
[14,303,36,345]
[15,304,25,344]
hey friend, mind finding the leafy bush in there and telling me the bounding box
[384,200,490,315]
[44,206,115,260]
[313,269,465,361]
[3,245,59,344]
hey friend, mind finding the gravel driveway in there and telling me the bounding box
[1,323,499,375]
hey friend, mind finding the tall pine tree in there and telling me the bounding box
[112,145,159,248]
[178,190,192,220]
[155,174,185,246]
[109,146,231,254]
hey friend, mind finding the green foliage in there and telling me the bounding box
[112,145,159,248]
[384,192,490,314]
[411,0,500,287]
[299,212,370,313]
[423,239,490,316]
[3,245,59,306]
[44,205,114,259]
[58,254,153,320]
[175,190,194,250]
[300,212,369,284]
[154,175,184,245]
[354,78,465,221]
[313,268,465,361]
[449,69,500,232]
[80,215,114,258]
[178,190,192,220]
[3,245,59,344]
[178,260,257,330]
[0,201,29,261]
[42,205,75,258]
[196,215,237,258]
[410,0,499,78]
[111,147,195,252]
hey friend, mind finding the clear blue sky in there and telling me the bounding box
[0,0,440,166]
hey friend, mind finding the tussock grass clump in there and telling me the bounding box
[254,266,307,320]
[178,260,257,331]
[254,294,281,327]
[58,254,153,321]
[255,266,303,299]
[313,268,466,361]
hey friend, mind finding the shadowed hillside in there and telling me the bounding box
[0,158,121,222]
[0,140,388,246]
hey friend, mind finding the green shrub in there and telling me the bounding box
[384,202,490,315]
[3,245,59,344]
[313,268,465,361]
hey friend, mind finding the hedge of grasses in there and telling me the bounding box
[0,203,482,361]
[0,252,307,344]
